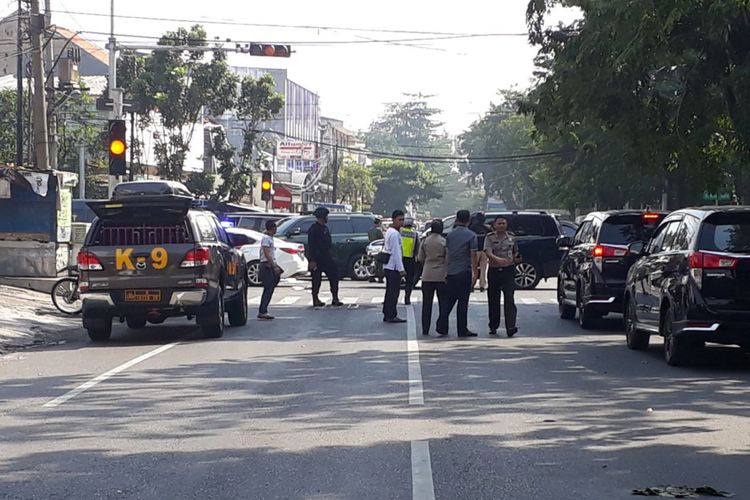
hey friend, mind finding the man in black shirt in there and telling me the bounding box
[307,207,343,307]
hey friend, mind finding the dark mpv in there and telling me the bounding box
[624,207,750,366]
[558,210,667,328]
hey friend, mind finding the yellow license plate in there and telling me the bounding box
[125,290,161,302]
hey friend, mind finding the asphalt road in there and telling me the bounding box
[1,278,749,499]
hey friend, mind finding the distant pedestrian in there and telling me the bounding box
[383,210,406,323]
[438,210,478,337]
[258,220,283,320]
[307,207,343,307]
[469,212,490,292]
[400,216,419,305]
[418,218,448,336]
[368,218,385,283]
[485,216,520,337]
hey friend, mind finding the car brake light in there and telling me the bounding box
[592,245,628,258]
[642,213,662,221]
[689,251,738,288]
[280,247,300,255]
[181,247,210,268]
[77,251,103,271]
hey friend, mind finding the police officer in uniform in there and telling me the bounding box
[484,216,521,337]
[401,217,419,305]
[307,207,343,307]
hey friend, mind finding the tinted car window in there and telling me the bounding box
[278,218,314,235]
[660,221,683,252]
[574,221,592,245]
[698,212,750,253]
[352,217,374,233]
[508,215,554,237]
[238,217,259,230]
[599,215,662,245]
[560,221,577,238]
[227,232,257,247]
[195,215,217,241]
[329,219,353,235]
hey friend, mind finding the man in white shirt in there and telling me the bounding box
[383,210,406,323]
[258,220,283,320]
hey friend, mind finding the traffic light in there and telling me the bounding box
[108,119,127,176]
[249,44,291,58]
[261,170,273,202]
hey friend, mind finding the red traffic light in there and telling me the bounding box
[249,44,291,58]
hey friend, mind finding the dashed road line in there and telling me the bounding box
[43,342,181,408]
[411,440,436,500]
[406,305,424,406]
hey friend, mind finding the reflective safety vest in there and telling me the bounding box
[401,227,417,258]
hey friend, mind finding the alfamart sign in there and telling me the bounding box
[277,141,316,161]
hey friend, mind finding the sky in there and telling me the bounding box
[4,0,575,136]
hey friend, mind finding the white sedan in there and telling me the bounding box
[226,228,308,286]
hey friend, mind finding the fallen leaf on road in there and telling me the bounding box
[632,485,734,498]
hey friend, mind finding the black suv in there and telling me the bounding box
[276,213,375,280]
[623,207,750,366]
[79,181,248,341]
[558,210,667,328]
[445,211,564,289]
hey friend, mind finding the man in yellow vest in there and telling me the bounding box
[401,217,420,305]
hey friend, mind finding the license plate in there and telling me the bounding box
[125,290,161,302]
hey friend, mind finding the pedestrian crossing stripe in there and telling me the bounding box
[277,296,299,305]
[247,294,557,307]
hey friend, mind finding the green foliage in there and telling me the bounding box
[235,74,284,168]
[370,159,441,215]
[524,0,750,208]
[0,90,17,165]
[337,160,375,211]
[365,95,456,215]
[125,25,239,181]
[185,171,216,199]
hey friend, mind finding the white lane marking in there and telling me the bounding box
[371,296,382,304]
[43,342,180,408]
[342,297,358,304]
[277,296,300,305]
[406,305,424,406]
[549,298,558,304]
[248,296,261,305]
[411,440,436,500]
[520,298,540,305]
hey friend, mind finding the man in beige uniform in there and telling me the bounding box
[485,216,521,337]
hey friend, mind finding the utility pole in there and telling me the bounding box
[15,0,24,167]
[331,128,339,203]
[44,0,57,169]
[29,0,49,170]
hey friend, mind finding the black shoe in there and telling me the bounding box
[489,330,497,335]
[458,330,478,337]
[480,287,485,293]
[435,329,448,336]
[386,317,407,324]
[313,299,325,307]
[331,300,344,307]
[405,299,411,305]
[507,327,518,338]
[257,313,275,320]
[422,331,430,336]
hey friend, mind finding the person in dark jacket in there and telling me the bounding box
[307,207,343,307]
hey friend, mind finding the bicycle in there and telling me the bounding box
[51,266,82,315]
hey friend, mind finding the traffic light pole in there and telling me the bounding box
[107,0,122,197]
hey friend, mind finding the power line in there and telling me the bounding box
[52,9,528,38]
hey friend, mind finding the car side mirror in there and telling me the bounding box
[556,236,573,249]
[628,241,645,256]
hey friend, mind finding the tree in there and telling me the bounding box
[370,159,441,215]
[365,95,460,216]
[127,25,239,180]
[337,160,376,211]
[524,0,750,208]
[0,90,17,164]
[185,171,216,199]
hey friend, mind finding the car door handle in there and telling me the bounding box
[345,238,355,243]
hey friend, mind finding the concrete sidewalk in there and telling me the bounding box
[0,276,60,294]
[0,285,81,355]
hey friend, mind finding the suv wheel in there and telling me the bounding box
[246,261,261,287]
[86,317,112,341]
[349,254,371,281]
[227,281,248,327]
[577,289,595,330]
[625,298,649,350]
[558,281,575,320]
[515,262,541,290]
[199,288,225,338]
[662,304,688,366]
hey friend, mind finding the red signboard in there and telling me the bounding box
[271,185,293,210]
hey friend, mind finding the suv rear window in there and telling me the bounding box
[91,220,193,246]
[487,214,557,237]
[698,213,750,253]
[599,215,663,245]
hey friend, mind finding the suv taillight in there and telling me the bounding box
[280,247,300,255]
[689,251,738,288]
[77,251,103,271]
[180,247,210,268]
[592,244,628,271]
